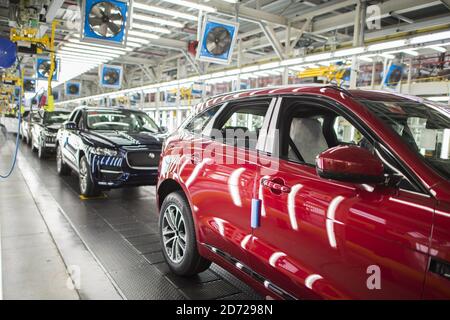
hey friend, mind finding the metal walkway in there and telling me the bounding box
[2,135,261,300]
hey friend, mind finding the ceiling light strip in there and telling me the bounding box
[132,13,185,28]
[131,23,171,34]
[160,0,216,12]
[133,2,198,21]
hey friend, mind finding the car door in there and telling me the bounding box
[422,198,450,299]
[62,110,82,167]
[31,111,43,148]
[175,98,275,267]
[247,96,434,299]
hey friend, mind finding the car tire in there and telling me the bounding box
[79,155,100,197]
[30,134,36,152]
[37,138,46,159]
[56,144,70,176]
[159,191,211,276]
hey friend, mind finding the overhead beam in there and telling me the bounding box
[39,0,65,36]
[289,0,357,23]
[259,22,285,60]
[441,0,450,10]
[311,0,442,34]
[208,0,288,26]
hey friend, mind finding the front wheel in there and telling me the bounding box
[56,145,70,176]
[79,156,100,197]
[30,134,36,152]
[37,138,46,159]
[159,191,211,276]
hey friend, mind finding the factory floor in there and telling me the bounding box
[0,132,260,300]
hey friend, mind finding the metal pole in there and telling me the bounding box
[370,58,376,89]
[349,0,364,89]
[407,57,413,94]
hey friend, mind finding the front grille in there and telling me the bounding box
[45,135,56,144]
[126,150,160,169]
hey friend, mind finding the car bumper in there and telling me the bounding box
[91,155,158,188]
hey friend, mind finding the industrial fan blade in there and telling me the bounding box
[88,1,124,38]
[206,27,232,56]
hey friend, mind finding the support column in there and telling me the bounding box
[370,59,376,89]
[407,58,413,94]
[349,0,366,89]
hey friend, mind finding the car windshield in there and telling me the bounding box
[358,99,450,180]
[44,111,70,125]
[86,110,159,133]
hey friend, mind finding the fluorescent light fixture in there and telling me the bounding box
[318,59,340,66]
[132,14,185,28]
[280,57,304,66]
[367,40,406,51]
[304,52,332,62]
[126,41,144,47]
[380,53,396,59]
[220,0,239,3]
[198,74,212,80]
[303,63,319,69]
[401,49,418,56]
[210,71,226,78]
[161,0,216,12]
[289,65,305,71]
[58,48,120,58]
[358,55,373,62]
[57,51,113,61]
[127,36,151,44]
[63,43,131,54]
[59,60,100,68]
[240,65,259,73]
[259,61,281,70]
[128,30,161,39]
[225,69,240,76]
[67,38,133,51]
[131,23,171,34]
[133,2,198,21]
[410,31,450,44]
[426,45,446,53]
[426,96,449,102]
[334,47,365,57]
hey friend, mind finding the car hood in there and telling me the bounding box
[45,123,64,133]
[83,130,164,148]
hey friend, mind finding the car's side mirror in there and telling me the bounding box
[316,145,384,184]
[64,121,77,131]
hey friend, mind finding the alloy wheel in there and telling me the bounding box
[79,159,88,194]
[162,204,187,264]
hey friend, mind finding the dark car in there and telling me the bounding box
[56,106,166,196]
[30,109,71,158]
[157,85,450,299]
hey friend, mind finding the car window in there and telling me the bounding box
[43,111,70,125]
[279,99,374,166]
[333,116,363,145]
[184,105,221,133]
[358,99,450,181]
[73,111,82,128]
[213,102,270,150]
[69,110,80,123]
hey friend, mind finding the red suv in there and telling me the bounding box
[157,85,450,299]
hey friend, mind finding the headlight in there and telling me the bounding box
[93,147,118,156]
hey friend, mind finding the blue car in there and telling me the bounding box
[56,106,166,196]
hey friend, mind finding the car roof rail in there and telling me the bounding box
[326,84,353,97]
